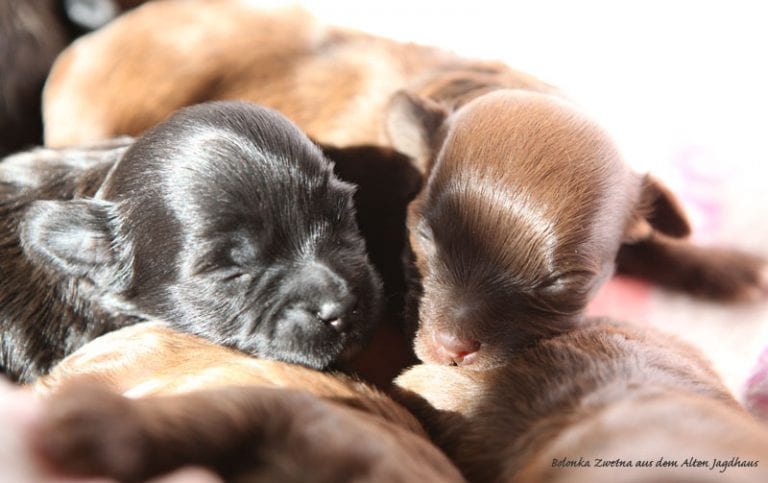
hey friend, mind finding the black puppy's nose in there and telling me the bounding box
[297,262,357,332]
[316,295,357,332]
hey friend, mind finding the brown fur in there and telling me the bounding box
[394,318,768,482]
[33,322,464,482]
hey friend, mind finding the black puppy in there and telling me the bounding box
[0,101,383,382]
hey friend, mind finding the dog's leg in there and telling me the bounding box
[617,234,768,302]
[34,383,326,482]
[34,382,459,483]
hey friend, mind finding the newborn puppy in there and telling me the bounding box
[394,89,766,368]
[1,101,382,382]
[28,323,463,483]
[394,319,768,482]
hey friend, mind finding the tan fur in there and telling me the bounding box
[35,321,422,435]
[395,319,768,482]
[33,322,464,481]
[42,0,555,160]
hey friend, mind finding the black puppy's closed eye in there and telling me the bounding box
[533,270,599,315]
[193,256,249,283]
[193,231,260,280]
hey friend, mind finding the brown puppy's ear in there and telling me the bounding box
[618,174,768,302]
[624,174,691,242]
[385,90,448,174]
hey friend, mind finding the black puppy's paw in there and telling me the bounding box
[34,383,149,482]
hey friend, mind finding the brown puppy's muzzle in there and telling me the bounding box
[433,331,481,366]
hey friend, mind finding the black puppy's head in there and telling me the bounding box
[20,101,383,369]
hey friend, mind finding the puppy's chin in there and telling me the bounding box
[233,309,379,370]
[260,342,345,371]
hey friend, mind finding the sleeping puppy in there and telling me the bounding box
[41,0,767,306]
[394,89,767,368]
[1,101,383,382]
[394,319,768,482]
[388,91,768,479]
[25,323,464,483]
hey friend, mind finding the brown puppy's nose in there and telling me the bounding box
[434,331,481,365]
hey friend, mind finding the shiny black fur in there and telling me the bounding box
[0,101,383,382]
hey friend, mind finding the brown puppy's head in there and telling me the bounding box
[388,89,689,368]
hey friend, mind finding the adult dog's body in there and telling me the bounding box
[42,0,555,157]
[1,101,383,382]
[29,320,768,482]
[29,323,463,483]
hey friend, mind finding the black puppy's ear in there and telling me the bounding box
[20,199,124,284]
[624,174,691,242]
[385,90,448,174]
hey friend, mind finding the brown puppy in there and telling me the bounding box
[30,322,464,483]
[394,318,768,482]
[41,0,767,311]
[398,89,766,367]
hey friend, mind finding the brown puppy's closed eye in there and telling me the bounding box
[387,89,766,369]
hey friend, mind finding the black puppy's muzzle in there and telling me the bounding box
[281,261,359,334]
